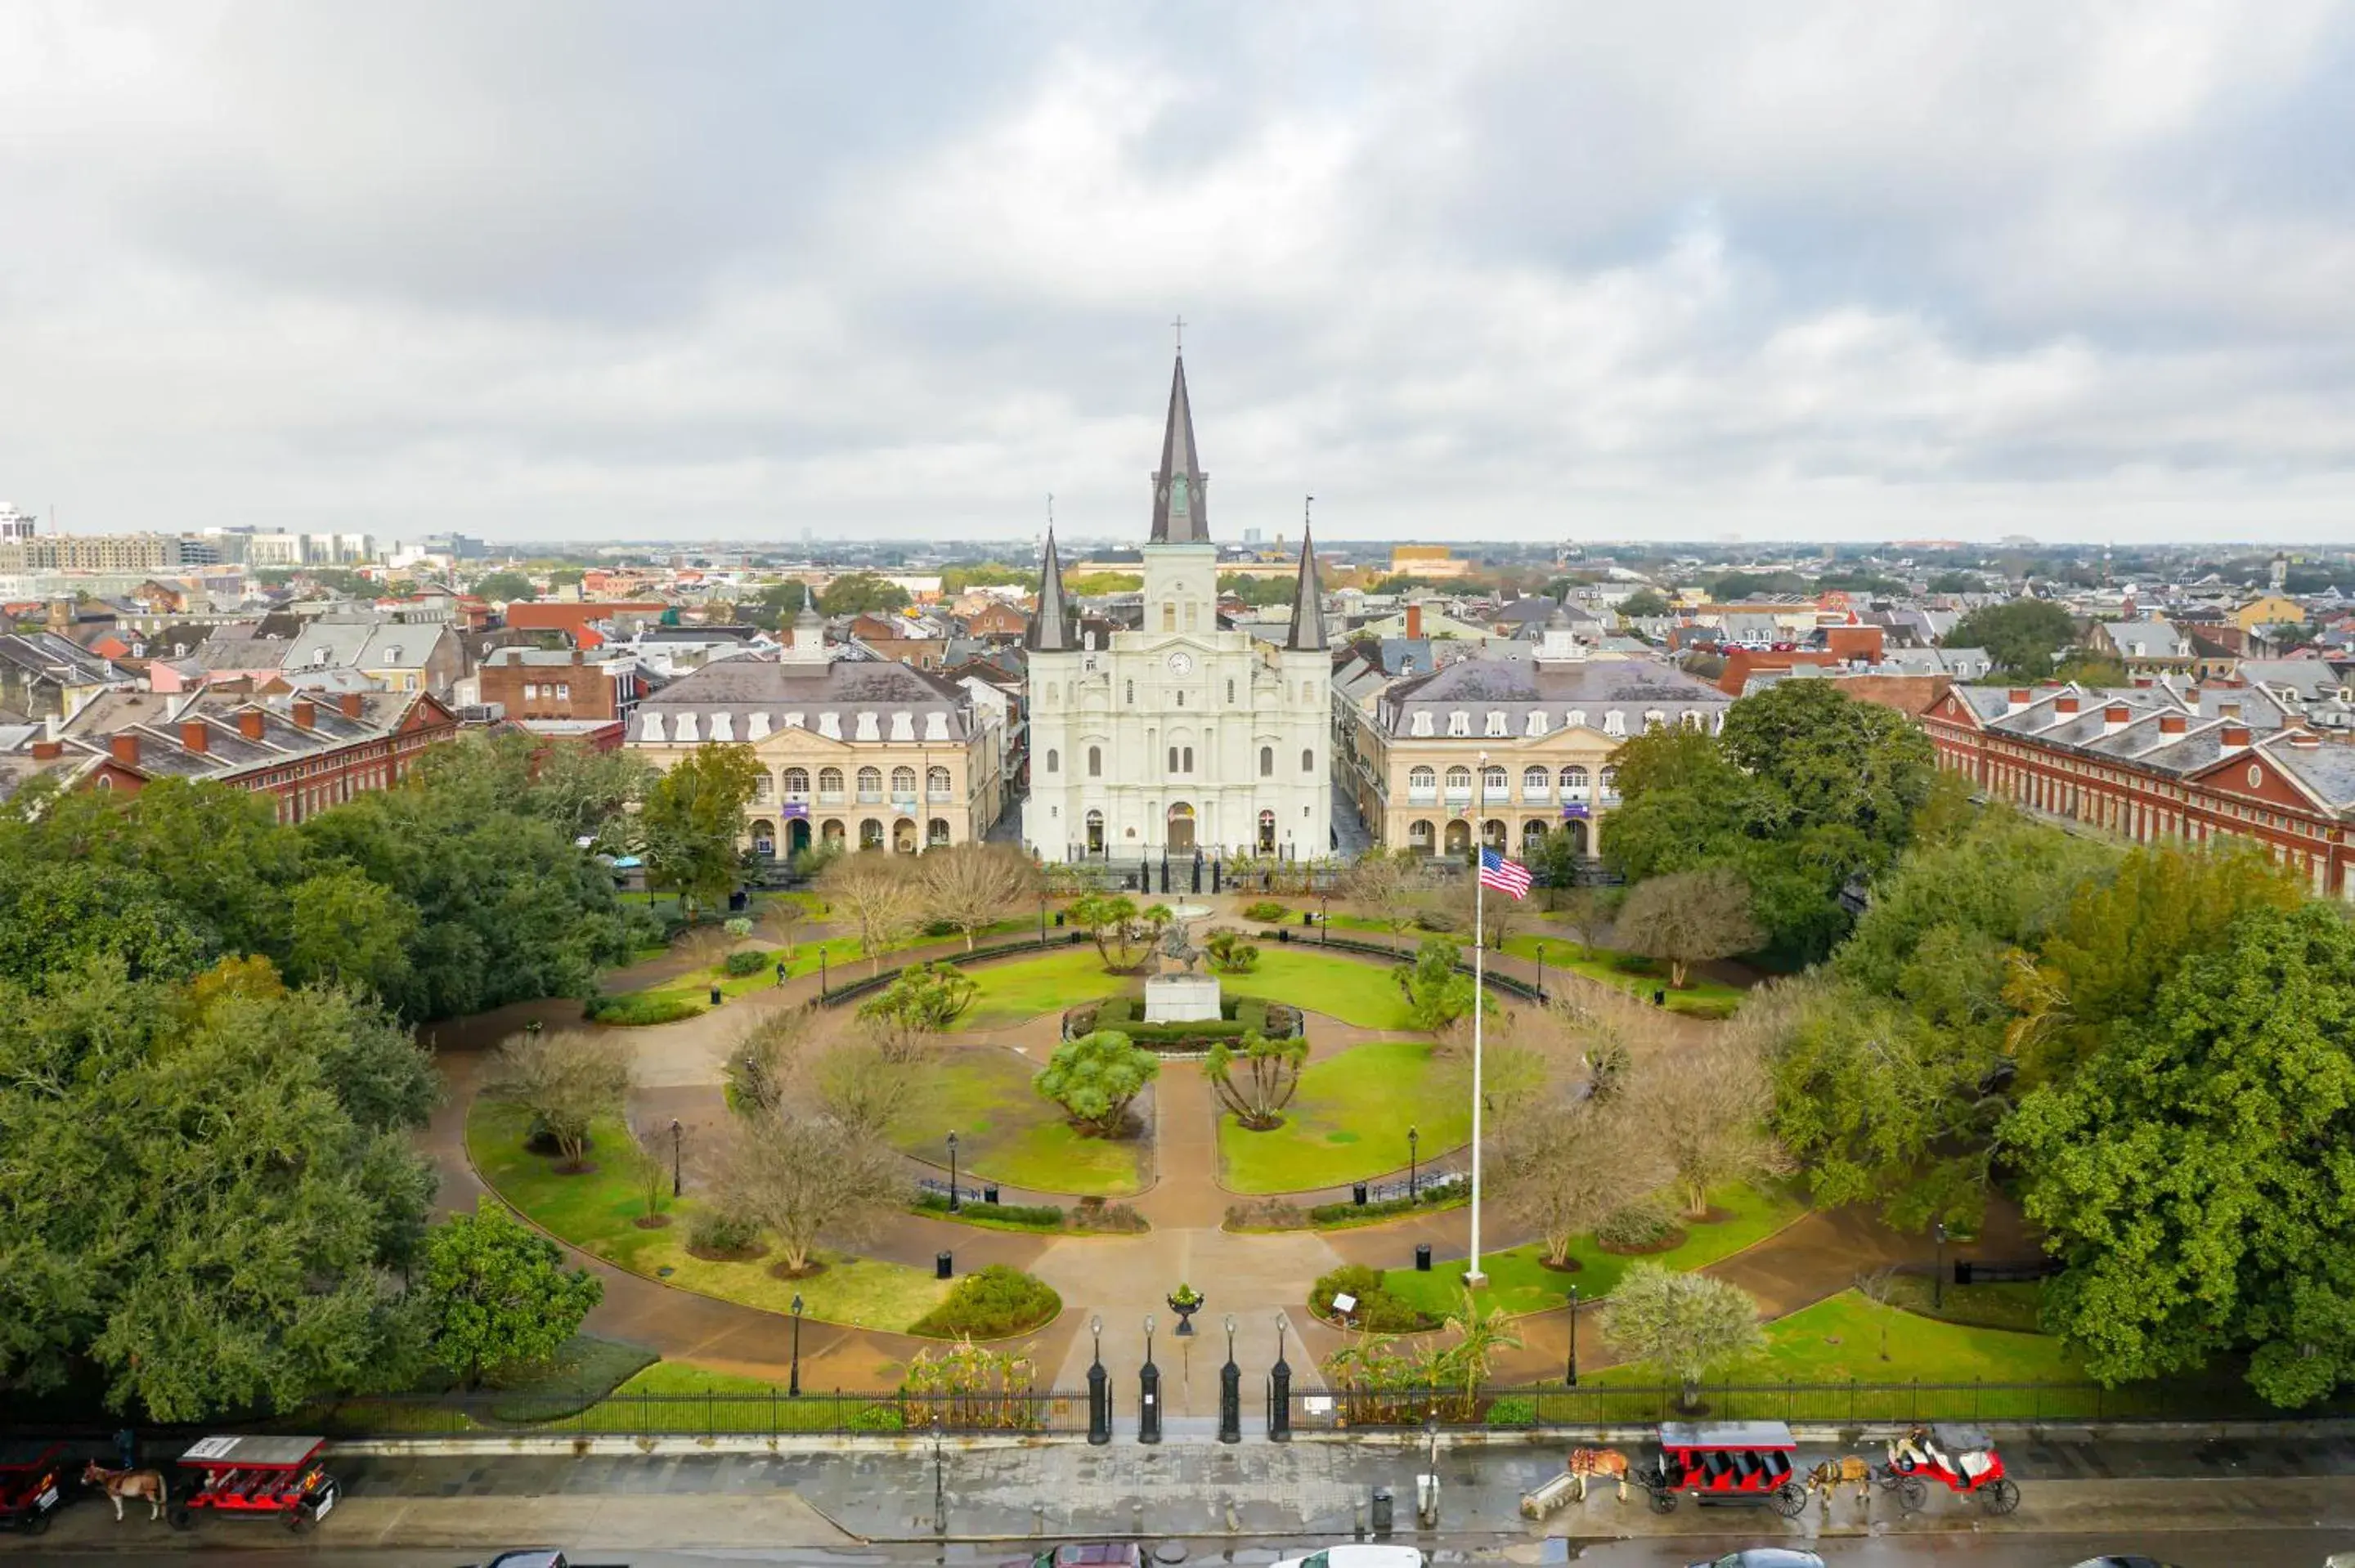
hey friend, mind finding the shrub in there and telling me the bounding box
[687,1207,761,1256]
[1240,900,1288,922]
[1597,1199,1681,1252]
[1206,930,1261,974]
[910,1265,1062,1338]
[914,1192,1064,1229]
[1308,1182,1465,1225]
[859,961,978,1029]
[1070,1202,1149,1234]
[1612,952,1660,975]
[1677,998,1739,1021]
[723,948,769,977]
[724,916,755,939]
[1485,1395,1537,1427]
[583,991,706,1027]
[922,917,962,939]
[1309,1264,1436,1333]
[1223,1198,1308,1232]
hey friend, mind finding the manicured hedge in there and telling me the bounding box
[1308,1182,1466,1225]
[1308,1264,1437,1333]
[584,991,706,1026]
[914,1191,1065,1230]
[909,1265,1063,1339]
[723,948,770,977]
[1076,994,1301,1049]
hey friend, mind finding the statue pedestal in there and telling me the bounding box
[1142,974,1222,1024]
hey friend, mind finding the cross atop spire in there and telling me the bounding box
[1149,348,1209,543]
[1171,314,1185,353]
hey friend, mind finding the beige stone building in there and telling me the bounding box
[1351,613,1730,860]
[626,609,1004,857]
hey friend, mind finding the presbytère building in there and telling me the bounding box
[1921,679,2355,899]
[626,608,1004,858]
[1349,612,1731,861]
[0,687,460,820]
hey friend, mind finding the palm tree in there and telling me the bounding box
[1441,1288,1523,1419]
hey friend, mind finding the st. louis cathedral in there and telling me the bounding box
[1020,352,1331,862]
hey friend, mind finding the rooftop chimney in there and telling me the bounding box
[2104,704,2131,732]
[1406,602,1423,640]
[2133,676,2154,689]
[2054,696,2081,716]
[181,719,209,754]
[2007,688,2031,714]
[339,692,363,720]
[238,710,265,741]
[2158,713,2187,736]
[2290,728,2321,748]
[110,732,141,768]
[2218,701,2241,722]
[2221,724,2252,752]
[30,737,61,761]
[292,699,316,730]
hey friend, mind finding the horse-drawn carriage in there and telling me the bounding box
[1642,1421,1809,1517]
[1877,1422,2021,1515]
[166,1435,339,1533]
[0,1440,74,1535]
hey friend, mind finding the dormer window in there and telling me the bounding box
[1525,711,1549,737]
[1484,710,1507,737]
[1447,710,1469,737]
[1411,711,1433,737]
[1603,710,1626,737]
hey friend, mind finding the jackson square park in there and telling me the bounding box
[7,682,2355,1500]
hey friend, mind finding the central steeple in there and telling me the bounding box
[1149,350,1209,543]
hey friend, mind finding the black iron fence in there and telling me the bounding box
[1283,1379,2353,1432]
[271,1388,1091,1440]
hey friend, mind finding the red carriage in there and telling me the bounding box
[1877,1422,2021,1515]
[166,1435,340,1533]
[1644,1420,1808,1517]
[0,1440,74,1535]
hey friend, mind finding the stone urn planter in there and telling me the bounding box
[1167,1284,1203,1336]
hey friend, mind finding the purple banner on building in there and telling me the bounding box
[781,803,810,819]
[1560,802,1590,819]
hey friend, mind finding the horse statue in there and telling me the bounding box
[1565,1446,1631,1502]
[1805,1455,1873,1512]
[81,1462,168,1523]
[1158,917,1202,974]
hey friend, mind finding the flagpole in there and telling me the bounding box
[1467,755,1487,1288]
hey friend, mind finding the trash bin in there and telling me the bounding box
[1653,988,1666,1007]
[935,1251,953,1280]
[1054,912,1065,927]
[1302,911,1315,925]
[984,1185,1000,1205]
[1370,1486,1394,1537]
[1352,1182,1369,1206]
[1955,1261,1975,1286]
[709,984,723,1007]
[1415,1243,1432,1272]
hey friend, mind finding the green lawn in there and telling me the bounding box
[903,1047,1146,1196]
[467,1100,951,1332]
[1381,1182,1806,1319]
[615,915,1046,1000]
[1589,1288,2084,1388]
[1222,946,1421,1030]
[953,946,1136,1030]
[1218,1039,1469,1194]
[1504,930,1747,1015]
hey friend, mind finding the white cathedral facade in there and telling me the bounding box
[1021,352,1332,862]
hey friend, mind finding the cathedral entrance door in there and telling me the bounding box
[1257,809,1276,854]
[1086,809,1105,855]
[1166,802,1195,852]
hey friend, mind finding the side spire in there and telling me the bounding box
[1025,522,1075,652]
[1149,349,1209,543]
[1285,517,1328,652]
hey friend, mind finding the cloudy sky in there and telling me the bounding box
[6,2,2354,546]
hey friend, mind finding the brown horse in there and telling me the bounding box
[1566,1446,1631,1502]
[1804,1455,1873,1511]
[81,1462,168,1522]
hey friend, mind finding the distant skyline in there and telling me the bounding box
[6,3,2355,544]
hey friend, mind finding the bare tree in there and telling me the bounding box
[627,1118,675,1221]
[725,1005,813,1116]
[1493,1097,1670,1266]
[819,851,923,973]
[808,1016,937,1143]
[483,1028,635,1170]
[760,894,810,958]
[1854,1266,1900,1360]
[1613,867,1763,988]
[1444,868,1529,952]
[712,1107,904,1275]
[1548,884,1617,958]
[1343,849,1432,936]
[917,842,1041,952]
[1621,1031,1789,1220]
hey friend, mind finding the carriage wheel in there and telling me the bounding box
[167,1505,193,1531]
[1647,1487,1677,1515]
[1982,1477,2021,1516]
[1770,1481,1807,1519]
[22,1508,49,1537]
[285,1503,311,1534]
[1897,1476,1930,1513]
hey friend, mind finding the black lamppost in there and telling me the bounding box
[1565,1284,1580,1387]
[1535,940,1547,1002]
[1218,1313,1240,1444]
[669,1118,682,1198]
[1139,1313,1161,1445]
[1038,895,1047,947]
[1086,1315,1110,1445]
[1407,1125,1420,1201]
[789,1293,804,1397]
[947,1131,961,1212]
[1932,1220,1949,1310]
[1268,1310,1292,1442]
[1319,892,1330,944]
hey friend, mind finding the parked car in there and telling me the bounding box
[1005,1547,1144,1568]
[1271,1548,1426,1568]
[1685,1552,1824,1568]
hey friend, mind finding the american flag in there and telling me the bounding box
[1478,847,1532,900]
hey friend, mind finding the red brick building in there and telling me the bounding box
[478,647,643,726]
[0,688,460,822]
[1920,679,2355,899]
